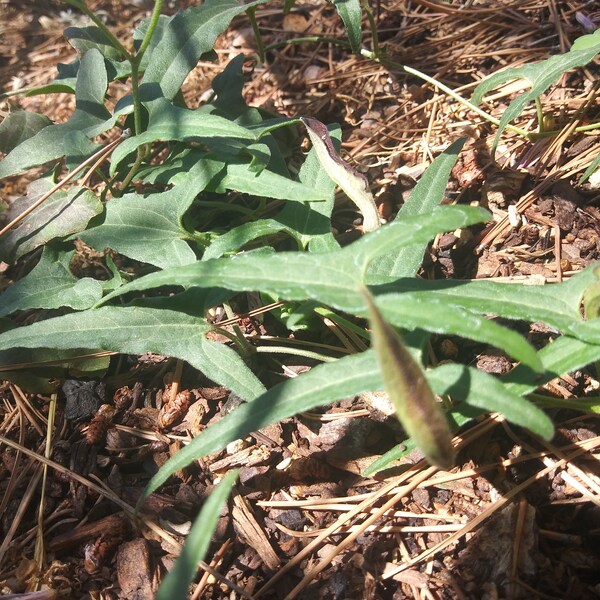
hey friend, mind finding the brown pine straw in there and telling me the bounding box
[501,421,600,507]
[255,418,600,596]
[255,413,503,598]
[383,436,600,580]
[0,434,253,600]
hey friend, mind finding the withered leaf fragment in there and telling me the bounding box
[361,287,455,469]
[301,116,381,232]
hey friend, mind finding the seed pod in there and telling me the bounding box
[301,117,381,233]
[361,287,455,469]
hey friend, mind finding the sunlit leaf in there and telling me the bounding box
[140,0,270,100]
[472,30,600,153]
[367,138,466,280]
[0,307,265,402]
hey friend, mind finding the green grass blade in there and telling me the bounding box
[156,470,238,600]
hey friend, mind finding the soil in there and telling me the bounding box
[1,1,600,599]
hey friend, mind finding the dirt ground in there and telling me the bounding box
[0,0,600,598]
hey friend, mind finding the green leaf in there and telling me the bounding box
[133,15,171,71]
[79,188,198,269]
[24,60,80,96]
[140,0,271,100]
[579,154,600,185]
[155,470,238,600]
[333,0,362,54]
[363,288,454,468]
[0,307,265,402]
[567,317,600,345]
[276,123,340,251]
[472,30,600,154]
[374,293,541,370]
[102,206,490,312]
[64,26,125,60]
[0,245,103,317]
[367,138,466,280]
[428,364,553,439]
[79,160,222,268]
[504,335,600,397]
[0,183,102,262]
[222,160,329,201]
[0,111,52,154]
[0,49,111,178]
[139,342,552,502]
[373,264,598,333]
[202,219,292,260]
[109,100,258,175]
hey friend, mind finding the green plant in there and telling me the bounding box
[1,0,600,592]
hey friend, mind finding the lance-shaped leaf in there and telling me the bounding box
[301,117,381,232]
[362,287,454,469]
[471,29,600,154]
[0,182,102,262]
[0,49,110,178]
[155,470,238,600]
[64,25,126,61]
[99,206,490,312]
[367,138,466,281]
[79,158,225,269]
[140,0,270,100]
[0,245,103,316]
[0,307,265,402]
[333,0,362,54]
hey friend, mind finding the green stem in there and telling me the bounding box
[361,0,380,56]
[129,0,165,136]
[254,345,337,362]
[264,37,351,52]
[63,0,132,61]
[116,149,145,195]
[247,7,265,63]
[221,303,255,357]
[529,393,600,414]
[136,0,164,60]
[535,96,545,134]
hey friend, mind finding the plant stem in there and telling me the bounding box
[529,393,600,414]
[129,0,164,136]
[362,0,380,56]
[247,7,265,63]
[136,0,164,60]
[254,345,337,362]
[264,37,351,52]
[535,96,545,134]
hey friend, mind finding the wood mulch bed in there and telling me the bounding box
[1,1,599,598]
